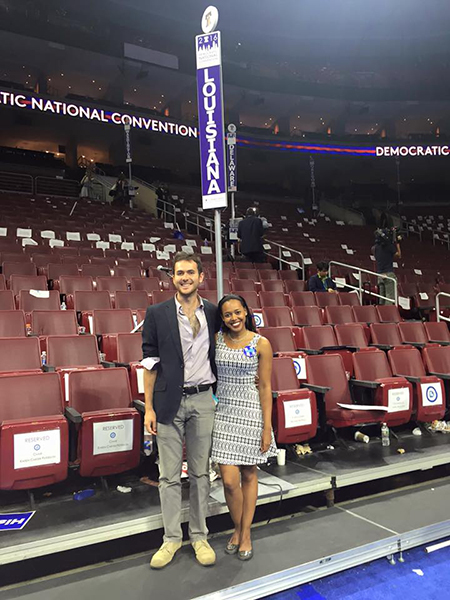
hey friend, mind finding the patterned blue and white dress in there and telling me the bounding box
[211,331,277,465]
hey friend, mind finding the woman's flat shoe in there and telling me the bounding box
[225,541,239,555]
[238,549,253,561]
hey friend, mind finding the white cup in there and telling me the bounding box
[276,449,286,466]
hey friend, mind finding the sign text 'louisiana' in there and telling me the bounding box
[196,32,228,210]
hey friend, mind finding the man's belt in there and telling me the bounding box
[182,384,211,396]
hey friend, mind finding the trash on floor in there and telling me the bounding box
[116,485,132,494]
[294,443,313,456]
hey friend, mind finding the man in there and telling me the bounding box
[308,261,337,293]
[237,206,265,263]
[372,228,401,305]
[142,251,219,569]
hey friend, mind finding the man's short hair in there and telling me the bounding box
[316,261,329,271]
[246,206,259,216]
[172,251,203,274]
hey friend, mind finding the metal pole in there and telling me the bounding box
[230,191,236,259]
[215,209,224,300]
[396,157,401,210]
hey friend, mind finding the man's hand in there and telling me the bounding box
[328,288,337,293]
[144,409,158,435]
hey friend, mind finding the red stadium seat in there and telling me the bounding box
[10,275,47,296]
[283,280,307,293]
[259,291,287,307]
[0,337,42,373]
[3,262,37,280]
[324,305,356,325]
[279,270,300,281]
[353,305,380,325]
[388,347,445,422]
[60,276,94,309]
[334,324,368,350]
[261,307,293,327]
[113,266,143,280]
[234,269,258,281]
[423,321,450,345]
[130,277,161,292]
[31,310,79,337]
[0,372,68,490]
[397,321,428,348]
[231,279,256,292]
[95,276,128,294]
[258,270,280,280]
[0,290,15,310]
[92,309,135,361]
[376,305,402,323]
[237,291,260,310]
[260,280,284,293]
[81,264,112,278]
[292,305,323,326]
[305,353,386,429]
[0,310,26,337]
[48,264,79,290]
[47,334,100,368]
[271,357,317,444]
[370,323,403,349]
[18,290,60,316]
[289,292,316,307]
[65,368,140,477]
[338,292,361,307]
[301,324,354,375]
[115,291,149,310]
[73,291,112,332]
[422,346,450,385]
[352,349,412,427]
[115,333,144,399]
[0,274,5,290]
[152,290,176,305]
[199,291,218,304]
[315,292,339,309]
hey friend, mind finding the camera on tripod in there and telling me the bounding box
[375,227,402,245]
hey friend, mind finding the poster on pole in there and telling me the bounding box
[227,124,237,192]
[196,32,228,210]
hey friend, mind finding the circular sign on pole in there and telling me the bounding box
[201,6,219,33]
[228,123,237,134]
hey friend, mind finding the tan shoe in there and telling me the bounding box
[192,540,216,566]
[150,541,182,569]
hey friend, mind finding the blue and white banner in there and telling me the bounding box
[0,511,35,531]
[196,32,228,210]
[227,124,237,192]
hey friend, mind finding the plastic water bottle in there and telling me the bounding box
[41,351,47,366]
[381,422,390,447]
[143,426,153,456]
[61,301,67,310]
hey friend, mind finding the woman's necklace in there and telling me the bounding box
[227,331,251,344]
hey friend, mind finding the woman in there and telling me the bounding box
[211,294,277,561]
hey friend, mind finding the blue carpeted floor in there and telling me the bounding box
[264,542,450,600]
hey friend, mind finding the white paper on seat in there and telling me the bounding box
[14,429,61,470]
[142,243,156,252]
[66,231,81,241]
[283,250,292,257]
[335,277,346,288]
[263,244,271,250]
[201,246,213,254]
[303,233,309,237]
[336,221,345,225]
[304,258,312,265]
[421,382,443,406]
[296,222,303,227]
[398,296,411,310]
[341,244,348,249]
[17,228,32,238]
[414,269,422,275]
[181,245,194,254]
[171,195,179,200]
[310,238,316,243]
[86,233,100,241]
[96,241,110,250]
[140,357,160,371]
[284,398,312,428]
[93,419,134,455]
[0,227,7,236]
[292,357,306,380]
[388,388,410,413]
[29,290,50,298]
[352,272,360,280]
[49,239,64,247]
[156,250,170,260]
[282,228,288,232]
[325,217,331,221]
[175,208,181,213]
[281,216,287,220]
[252,311,264,328]
[121,242,135,251]
[393,262,398,268]
[164,244,177,253]
[197,207,204,212]
[419,292,429,300]
[290,262,300,269]
[337,403,387,411]
[149,237,161,243]
[164,222,174,229]
[346,249,354,255]
[41,230,56,239]
[370,255,376,261]
[108,234,122,243]
[22,238,38,246]
[186,240,197,247]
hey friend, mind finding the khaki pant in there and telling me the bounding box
[378,272,397,305]
[156,389,216,543]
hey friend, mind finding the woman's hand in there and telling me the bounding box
[260,428,271,453]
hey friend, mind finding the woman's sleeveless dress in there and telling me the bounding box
[211,332,277,465]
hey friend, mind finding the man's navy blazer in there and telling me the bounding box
[142,297,219,424]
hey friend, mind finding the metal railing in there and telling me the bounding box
[433,233,450,250]
[329,261,398,305]
[436,292,450,323]
[35,176,79,198]
[264,239,305,279]
[0,171,33,194]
